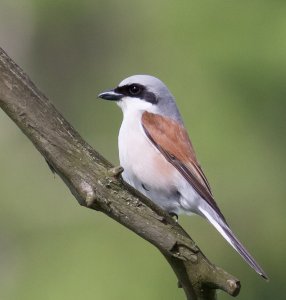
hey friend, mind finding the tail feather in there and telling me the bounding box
[199,206,268,280]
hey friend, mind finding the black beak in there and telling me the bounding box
[98,89,123,101]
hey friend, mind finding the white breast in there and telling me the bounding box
[118,109,183,211]
[117,101,201,214]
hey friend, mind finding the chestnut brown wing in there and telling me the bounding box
[141,111,226,222]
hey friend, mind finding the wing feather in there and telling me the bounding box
[141,111,226,222]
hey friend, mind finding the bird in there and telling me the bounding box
[98,74,268,279]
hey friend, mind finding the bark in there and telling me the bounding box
[0,47,240,299]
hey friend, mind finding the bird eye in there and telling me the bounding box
[128,84,142,96]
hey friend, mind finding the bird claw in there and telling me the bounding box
[169,212,179,222]
[108,166,124,177]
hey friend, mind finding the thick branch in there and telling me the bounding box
[0,47,240,300]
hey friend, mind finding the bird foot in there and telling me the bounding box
[169,212,179,222]
[107,166,124,177]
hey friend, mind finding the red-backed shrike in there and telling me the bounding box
[98,75,267,279]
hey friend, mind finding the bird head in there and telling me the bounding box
[98,75,182,122]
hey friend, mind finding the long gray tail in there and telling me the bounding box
[198,206,268,280]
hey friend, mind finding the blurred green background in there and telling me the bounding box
[0,1,285,299]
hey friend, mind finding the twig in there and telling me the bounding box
[0,47,240,299]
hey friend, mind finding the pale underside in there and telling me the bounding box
[118,108,205,215]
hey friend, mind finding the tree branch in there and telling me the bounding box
[0,47,240,300]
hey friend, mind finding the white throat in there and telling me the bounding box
[117,96,158,117]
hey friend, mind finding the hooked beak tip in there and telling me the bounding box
[97,92,106,99]
[98,89,123,101]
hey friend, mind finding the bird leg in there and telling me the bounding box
[107,166,124,177]
[169,212,179,222]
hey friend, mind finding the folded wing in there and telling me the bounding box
[141,111,226,222]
